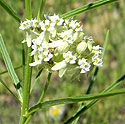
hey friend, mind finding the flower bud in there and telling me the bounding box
[57,41,69,53]
[73,32,84,43]
[76,41,87,54]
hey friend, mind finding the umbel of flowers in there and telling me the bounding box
[19,14,103,77]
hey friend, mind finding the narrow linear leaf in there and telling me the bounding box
[0,65,23,75]
[0,34,22,102]
[37,0,46,20]
[0,0,21,23]
[102,30,110,59]
[0,79,20,103]
[27,88,125,117]
[64,74,125,124]
[30,69,43,94]
[61,0,118,19]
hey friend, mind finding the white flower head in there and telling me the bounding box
[19,14,104,77]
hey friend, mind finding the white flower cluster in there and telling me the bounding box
[19,14,103,77]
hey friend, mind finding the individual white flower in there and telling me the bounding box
[92,45,103,55]
[19,19,32,30]
[69,20,83,31]
[92,55,103,67]
[64,19,69,25]
[48,14,64,26]
[69,20,77,29]
[38,49,53,62]
[31,19,39,28]
[63,51,77,64]
[39,21,46,31]
[41,20,55,32]
[78,58,91,73]
[58,30,73,44]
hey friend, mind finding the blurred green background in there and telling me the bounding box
[0,0,125,124]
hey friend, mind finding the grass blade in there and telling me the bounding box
[61,0,118,19]
[27,87,125,117]
[0,34,22,102]
[0,0,21,23]
[30,69,43,94]
[0,79,20,103]
[64,74,125,124]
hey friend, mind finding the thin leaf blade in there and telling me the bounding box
[61,0,118,19]
[0,79,20,103]
[64,74,125,124]
[0,0,21,23]
[0,34,22,102]
[28,87,125,116]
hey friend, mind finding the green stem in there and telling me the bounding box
[38,72,52,102]
[24,72,52,124]
[64,74,125,124]
[20,48,32,124]
[86,67,99,94]
[22,44,25,88]
[19,0,32,124]
[25,0,32,20]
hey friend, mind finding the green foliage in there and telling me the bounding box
[0,35,22,102]
[0,0,125,124]
[0,0,21,23]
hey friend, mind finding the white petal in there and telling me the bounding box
[29,60,41,66]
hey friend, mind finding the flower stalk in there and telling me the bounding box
[19,0,32,124]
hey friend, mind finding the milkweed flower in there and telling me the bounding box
[19,14,103,77]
